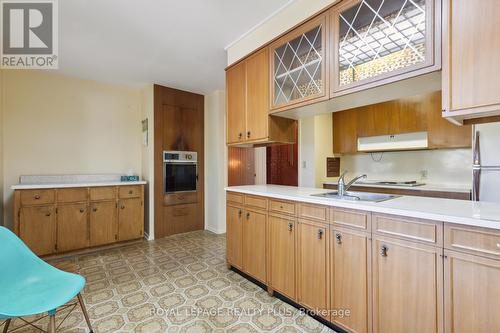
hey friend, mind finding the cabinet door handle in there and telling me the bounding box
[121,205,125,209]
[247,131,251,138]
[336,233,342,245]
[45,212,51,217]
[246,212,250,219]
[128,190,133,194]
[34,194,41,200]
[380,245,389,257]
[92,207,98,212]
[80,208,85,213]
[318,229,324,239]
[238,133,243,139]
[288,222,293,231]
[238,210,242,217]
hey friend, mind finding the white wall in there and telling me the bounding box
[298,117,316,187]
[2,70,143,229]
[204,90,227,234]
[227,0,339,65]
[141,85,154,239]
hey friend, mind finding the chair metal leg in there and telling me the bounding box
[2,319,11,333]
[77,293,93,333]
[48,315,56,333]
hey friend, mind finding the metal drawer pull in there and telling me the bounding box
[80,208,85,213]
[497,243,500,249]
[129,190,133,194]
[318,229,324,239]
[288,222,293,231]
[93,207,98,212]
[336,233,342,245]
[247,131,251,138]
[238,210,242,217]
[45,212,51,217]
[121,205,125,209]
[246,212,250,219]
[34,194,41,200]
[380,245,389,257]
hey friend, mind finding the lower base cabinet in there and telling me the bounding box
[118,198,144,241]
[19,206,56,256]
[444,250,500,333]
[226,205,243,270]
[242,209,267,283]
[57,203,89,252]
[90,201,117,246]
[268,214,296,300]
[330,227,371,333]
[297,219,330,319]
[372,236,443,333]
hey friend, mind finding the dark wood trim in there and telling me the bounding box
[323,184,472,201]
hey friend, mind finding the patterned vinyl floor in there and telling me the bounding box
[1,231,336,333]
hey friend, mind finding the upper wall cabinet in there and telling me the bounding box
[269,13,330,112]
[442,0,500,123]
[226,48,297,146]
[331,0,441,97]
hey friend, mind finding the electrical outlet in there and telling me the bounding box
[420,170,428,179]
[302,161,307,168]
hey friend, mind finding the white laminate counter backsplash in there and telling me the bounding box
[337,148,472,187]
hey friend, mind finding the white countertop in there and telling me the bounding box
[12,181,147,190]
[226,185,500,230]
[323,180,471,193]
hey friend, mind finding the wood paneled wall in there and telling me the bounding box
[228,147,255,186]
[154,85,204,239]
[266,127,298,186]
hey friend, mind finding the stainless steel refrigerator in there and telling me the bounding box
[473,123,500,202]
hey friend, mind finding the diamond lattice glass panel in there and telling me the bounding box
[339,0,427,86]
[274,24,323,106]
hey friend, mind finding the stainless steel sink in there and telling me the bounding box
[311,191,398,202]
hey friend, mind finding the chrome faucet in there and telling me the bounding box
[338,171,367,197]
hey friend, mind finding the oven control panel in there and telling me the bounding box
[164,151,197,163]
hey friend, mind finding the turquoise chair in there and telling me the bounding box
[0,227,93,333]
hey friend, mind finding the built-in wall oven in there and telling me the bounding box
[163,151,198,193]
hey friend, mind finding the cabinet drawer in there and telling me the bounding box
[164,192,198,206]
[445,224,500,259]
[299,203,328,222]
[20,189,55,206]
[57,188,88,203]
[118,185,141,198]
[90,186,116,201]
[373,214,443,246]
[269,199,296,216]
[244,195,268,210]
[331,208,371,230]
[227,192,244,205]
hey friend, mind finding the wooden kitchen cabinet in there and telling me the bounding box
[330,227,371,333]
[442,0,500,122]
[118,198,144,242]
[19,205,56,256]
[90,201,117,246]
[14,184,145,256]
[226,205,244,270]
[297,218,330,318]
[444,250,500,333]
[56,203,89,252]
[242,209,267,283]
[268,214,296,300]
[226,61,246,144]
[372,235,443,333]
[269,13,329,112]
[332,91,471,154]
[331,0,441,97]
[226,48,296,146]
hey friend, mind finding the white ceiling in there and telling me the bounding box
[57,0,291,94]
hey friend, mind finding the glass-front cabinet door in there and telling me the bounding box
[331,0,439,96]
[270,14,329,112]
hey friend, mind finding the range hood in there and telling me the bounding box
[357,131,428,152]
